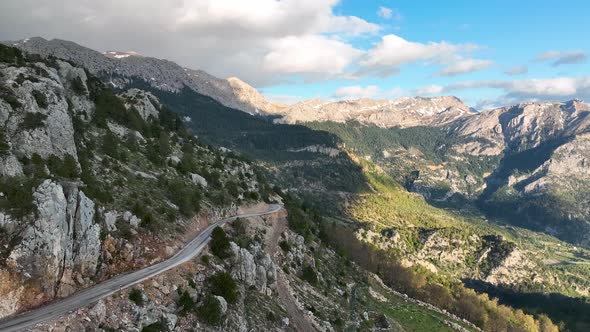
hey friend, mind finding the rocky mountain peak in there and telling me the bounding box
[7,37,282,116]
[275,95,473,128]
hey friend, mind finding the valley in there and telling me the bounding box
[0,37,588,332]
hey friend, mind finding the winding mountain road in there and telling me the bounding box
[0,204,282,332]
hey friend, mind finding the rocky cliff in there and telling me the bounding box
[0,44,267,317]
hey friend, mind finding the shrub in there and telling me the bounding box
[279,240,291,252]
[32,90,48,108]
[0,128,9,155]
[101,131,119,158]
[201,254,211,265]
[178,289,196,313]
[208,272,238,304]
[0,85,21,109]
[71,76,87,95]
[165,179,201,217]
[128,288,144,306]
[141,321,165,332]
[21,112,47,130]
[197,294,223,326]
[46,154,79,179]
[0,44,25,65]
[0,178,37,218]
[210,226,231,259]
[301,265,318,286]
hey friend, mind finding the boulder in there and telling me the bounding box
[214,296,228,315]
[190,173,208,187]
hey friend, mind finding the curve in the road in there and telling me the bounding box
[0,204,282,332]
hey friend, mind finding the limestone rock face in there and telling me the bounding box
[229,242,277,294]
[0,155,23,176]
[6,180,101,298]
[1,62,79,160]
[121,88,160,120]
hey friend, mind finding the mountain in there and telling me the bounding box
[2,40,587,331]
[1,43,531,332]
[274,96,476,127]
[8,37,283,115]
[307,98,590,248]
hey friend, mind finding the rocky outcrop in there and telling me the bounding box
[1,61,81,160]
[5,180,101,301]
[288,145,341,157]
[229,242,277,295]
[121,88,160,120]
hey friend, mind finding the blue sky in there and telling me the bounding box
[1,0,589,108]
[260,0,590,108]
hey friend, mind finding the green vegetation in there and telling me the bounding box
[210,226,231,259]
[20,112,47,130]
[0,44,25,65]
[140,321,166,332]
[163,178,201,217]
[177,289,196,313]
[0,128,9,155]
[208,272,238,304]
[197,294,224,326]
[32,90,48,108]
[128,288,144,306]
[300,265,318,286]
[0,177,38,218]
[46,154,79,179]
[0,82,22,109]
[278,240,291,252]
[71,76,86,95]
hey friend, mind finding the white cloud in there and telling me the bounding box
[333,85,380,99]
[535,51,562,61]
[377,7,401,20]
[534,50,588,66]
[437,58,493,76]
[415,85,444,95]
[422,77,590,101]
[0,0,378,86]
[263,35,363,77]
[378,7,392,19]
[363,34,459,67]
[505,65,528,76]
[361,34,488,77]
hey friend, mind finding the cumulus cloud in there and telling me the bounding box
[0,0,377,86]
[333,85,380,99]
[263,35,363,77]
[420,77,590,101]
[505,65,528,76]
[534,51,588,66]
[361,34,489,77]
[437,59,493,76]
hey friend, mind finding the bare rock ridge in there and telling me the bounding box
[10,37,478,127]
[275,95,476,127]
[11,37,283,115]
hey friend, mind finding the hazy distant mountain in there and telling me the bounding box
[274,96,476,127]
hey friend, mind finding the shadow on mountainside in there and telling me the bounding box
[462,278,590,332]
